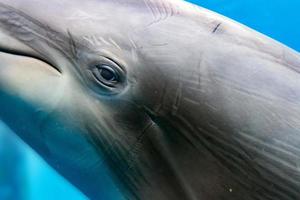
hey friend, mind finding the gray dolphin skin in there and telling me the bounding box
[1,0,300,199]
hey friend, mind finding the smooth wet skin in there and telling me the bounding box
[1,0,300,199]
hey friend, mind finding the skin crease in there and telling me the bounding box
[1,0,300,199]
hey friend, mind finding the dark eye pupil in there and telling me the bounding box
[99,67,116,81]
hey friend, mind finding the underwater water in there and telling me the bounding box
[0,122,87,200]
[0,0,299,199]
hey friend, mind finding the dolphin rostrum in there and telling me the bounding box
[1,0,300,199]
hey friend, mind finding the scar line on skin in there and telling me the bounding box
[212,23,222,33]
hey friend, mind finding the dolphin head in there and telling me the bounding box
[1,0,300,200]
[0,0,205,199]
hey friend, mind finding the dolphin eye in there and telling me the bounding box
[99,66,117,81]
[92,64,119,87]
[87,56,127,95]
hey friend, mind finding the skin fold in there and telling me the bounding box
[0,0,300,199]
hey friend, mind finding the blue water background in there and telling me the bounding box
[0,0,299,199]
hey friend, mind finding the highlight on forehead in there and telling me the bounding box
[0,0,194,60]
[114,0,180,17]
[64,0,182,26]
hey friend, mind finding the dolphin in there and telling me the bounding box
[0,0,300,199]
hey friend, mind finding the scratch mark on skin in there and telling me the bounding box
[172,82,183,115]
[81,35,123,51]
[99,37,110,46]
[197,53,205,89]
[128,121,155,157]
[160,0,169,21]
[142,0,178,28]
[67,30,79,58]
[151,43,168,47]
[155,0,164,21]
[108,37,122,50]
[149,0,160,21]
[143,0,157,19]
[183,97,200,106]
[212,22,222,33]
[128,37,138,49]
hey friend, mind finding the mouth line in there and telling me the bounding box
[0,46,62,74]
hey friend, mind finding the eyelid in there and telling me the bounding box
[102,56,126,74]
